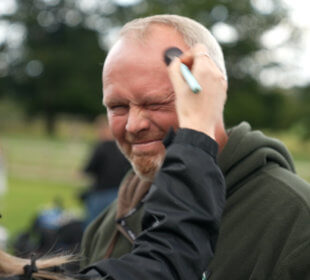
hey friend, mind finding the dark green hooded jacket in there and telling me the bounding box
[81,122,310,280]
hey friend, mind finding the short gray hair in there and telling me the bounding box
[119,14,227,80]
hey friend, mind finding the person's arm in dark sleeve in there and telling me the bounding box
[82,128,226,280]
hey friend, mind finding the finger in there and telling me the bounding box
[192,44,224,75]
[192,44,212,68]
[179,51,194,69]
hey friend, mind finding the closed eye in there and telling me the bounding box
[147,103,163,110]
[109,104,129,115]
[147,100,175,111]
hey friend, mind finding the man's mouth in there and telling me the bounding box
[131,140,163,155]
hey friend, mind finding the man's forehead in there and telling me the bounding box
[103,39,146,86]
[104,25,188,70]
[104,38,159,71]
[103,42,168,87]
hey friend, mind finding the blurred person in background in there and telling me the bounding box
[80,14,310,280]
[81,115,130,226]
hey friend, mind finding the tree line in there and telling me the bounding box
[0,0,309,137]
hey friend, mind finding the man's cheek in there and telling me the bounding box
[109,118,126,140]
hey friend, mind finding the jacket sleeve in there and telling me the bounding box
[82,128,226,280]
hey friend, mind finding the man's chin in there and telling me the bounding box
[131,153,164,182]
[116,141,166,181]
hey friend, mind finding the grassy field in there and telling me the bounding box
[1,177,83,235]
[0,118,309,241]
[0,123,94,237]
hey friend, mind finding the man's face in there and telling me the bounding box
[103,25,189,181]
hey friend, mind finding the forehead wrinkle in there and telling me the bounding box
[140,83,174,103]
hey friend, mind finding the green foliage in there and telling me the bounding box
[225,85,303,129]
[3,0,107,134]
[297,86,310,139]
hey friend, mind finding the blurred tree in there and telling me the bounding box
[296,85,310,139]
[1,0,107,134]
[0,0,304,133]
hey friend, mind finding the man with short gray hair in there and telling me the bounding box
[82,14,310,280]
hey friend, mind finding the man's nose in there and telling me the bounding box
[125,107,150,134]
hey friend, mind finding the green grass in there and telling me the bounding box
[0,176,83,235]
[0,129,93,237]
[1,133,92,184]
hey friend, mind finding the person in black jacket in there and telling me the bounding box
[0,40,227,280]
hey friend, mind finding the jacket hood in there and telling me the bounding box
[218,122,295,194]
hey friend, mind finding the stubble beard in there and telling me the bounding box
[116,142,165,182]
[131,152,165,182]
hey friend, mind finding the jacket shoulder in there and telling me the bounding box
[263,164,310,209]
[208,164,310,280]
